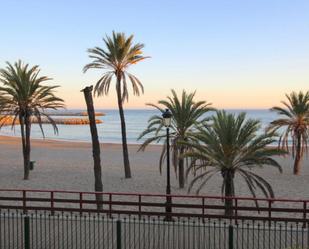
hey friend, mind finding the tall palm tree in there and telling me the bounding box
[0,60,65,180]
[181,111,285,215]
[138,89,214,188]
[84,31,149,178]
[268,91,309,175]
[82,86,103,210]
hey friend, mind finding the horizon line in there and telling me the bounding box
[62,107,272,111]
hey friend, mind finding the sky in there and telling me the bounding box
[0,0,308,109]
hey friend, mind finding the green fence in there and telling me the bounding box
[1,210,309,249]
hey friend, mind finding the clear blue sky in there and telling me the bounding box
[0,0,308,109]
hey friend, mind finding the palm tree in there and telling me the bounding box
[84,31,149,178]
[82,86,103,209]
[181,111,285,215]
[138,89,214,188]
[268,91,309,175]
[0,60,65,180]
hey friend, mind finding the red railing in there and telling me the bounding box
[0,189,309,222]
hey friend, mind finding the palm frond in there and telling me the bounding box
[138,89,214,182]
[0,60,65,137]
[182,110,283,205]
[84,31,148,102]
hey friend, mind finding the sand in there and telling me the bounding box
[0,134,309,199]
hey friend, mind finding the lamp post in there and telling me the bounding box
[162,108,173,221]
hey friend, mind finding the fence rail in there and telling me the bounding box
[0,189,309,222]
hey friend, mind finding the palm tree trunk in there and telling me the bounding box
[82,86,103,210]
[293,133,302,175]
[24,113,31,180]
[19,114,29,180]
[178,147,185,189]
[116,76,132,178]
[224,170,234,216]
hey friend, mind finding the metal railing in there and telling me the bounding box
[1,189,309,248]
[0,189,309,222]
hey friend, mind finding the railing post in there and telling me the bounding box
[51,191,54,215]
[116,219,122,249]
[138,195,141,219]
[24,215,30,249]
[22,190,27,214]
[109,194,112,218]
[228,224,234,249]
[202,197,205,221]
[234,198,238,224]
[79,193,83,215]
[303,201,307,228]
[268,200,272,225]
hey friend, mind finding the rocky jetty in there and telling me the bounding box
[47,111,105,117]
[0,116,102,126]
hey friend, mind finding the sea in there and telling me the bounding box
[0,109,280,144]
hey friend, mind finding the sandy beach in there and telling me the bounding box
[0,135,308,200]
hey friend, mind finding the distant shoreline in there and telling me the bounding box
[0,134,281,150]
[0,134,161,149]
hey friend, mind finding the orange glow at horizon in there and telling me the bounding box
[55,67,309,110]
[60,86,307,110]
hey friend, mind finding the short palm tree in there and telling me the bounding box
[82,86,103,210]
[182,111,285,215]
[268,91,309,175]
[84,31,149,178]
[138,89,214,188]
[0,60,65,180]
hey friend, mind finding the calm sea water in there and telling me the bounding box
[0,109,279,144]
